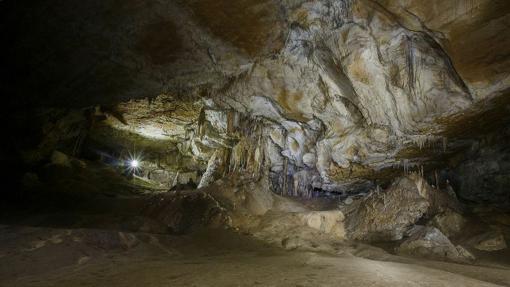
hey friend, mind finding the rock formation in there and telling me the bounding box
[4,0,510,203]
[397,225,475,263]
[1,0,510,285]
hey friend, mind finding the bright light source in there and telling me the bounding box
[124,149,143,173]
[130,159,139,168]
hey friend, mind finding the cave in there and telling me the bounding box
[1,0,510,286]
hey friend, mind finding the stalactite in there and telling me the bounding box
[226,110,234,136]
[402,159,410,174]
[282,158,288,196]
[409,135,445,150]
[172,171,180,188]
[197,107,206,140]
[435,170,439,189]
[223,148,231,176]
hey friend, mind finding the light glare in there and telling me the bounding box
[130,159,139,168]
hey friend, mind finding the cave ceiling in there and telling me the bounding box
[3,0,510,190]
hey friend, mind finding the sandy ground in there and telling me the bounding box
[1,226,509,287]
[3,169,509,287]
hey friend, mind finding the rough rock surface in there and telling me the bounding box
[344,174,456,241]
[302,210,345,238]
[193,175,349,253]
[143,191,230,234]
[468,231,508,251]
[4,0,510,198]
[398,226,475,263]
[449,127,510,207]
[428,209,466,238]
[343,175,426,241]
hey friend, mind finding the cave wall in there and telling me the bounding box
[449,128,510,207]
[3,0,510,199]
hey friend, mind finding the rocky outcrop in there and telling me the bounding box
[397,226,475,263]
[196,175,347,252]
[144,191,230,234]
[301,210,345,238]
[344,174,458,241]
[448,127,510,207]
[428,209,466,238]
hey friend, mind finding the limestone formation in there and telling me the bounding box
[5,0,509,203]
[344,174,434,241]
[301,211,345,238]
[397,226,475,263]
[2,1,510,284]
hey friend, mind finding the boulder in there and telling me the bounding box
[398,226,475,262]
[455,245,476,261]
[344,175,432,241]
[144,191,230,234]
[468,231,507,251]
[428,209,466,238]
[50,150,71,167]
[344,174,462,242]
[301,211,345,238]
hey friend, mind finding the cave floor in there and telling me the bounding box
[1,225,509,287]
[3,164,510,287]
